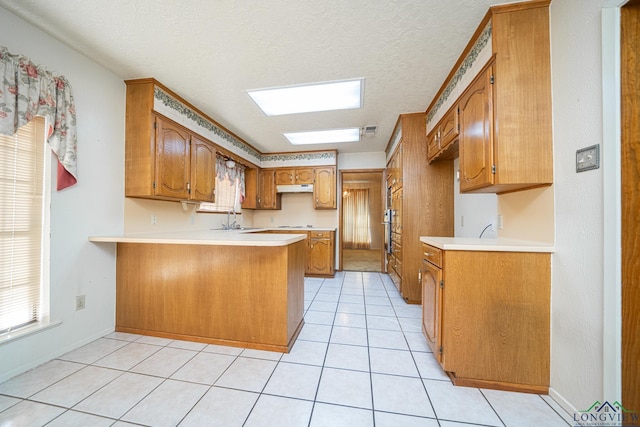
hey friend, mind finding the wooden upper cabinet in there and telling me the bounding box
[459,63,495,192]
[275,169,295,185]
[275,167,315,185]
[258,169,281,210]
[242,168,258,209]
[425,0,553,194]
[154,117,191,199]
[190,135,216,202]
[295,168,314,184]
[125,79,218,202]
[313,167,336,209]
[427,105,459,162]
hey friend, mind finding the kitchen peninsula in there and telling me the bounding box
[90,230,307,352]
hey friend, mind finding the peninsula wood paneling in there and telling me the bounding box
[115,241,305,352]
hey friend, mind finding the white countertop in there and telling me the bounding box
[420,236,554,253]
[260,227,336,232]
[89,229,308,247]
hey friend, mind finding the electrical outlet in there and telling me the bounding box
[75,295,86,311]
[460,215,465,227]
[151,214,158,225]
[497,215,504,230]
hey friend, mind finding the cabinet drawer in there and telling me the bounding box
[392,241,402,259]
[393,231,402,247]
[309,230,330,238]
[422,244,442,268]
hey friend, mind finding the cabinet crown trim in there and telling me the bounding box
[427,21,492,125]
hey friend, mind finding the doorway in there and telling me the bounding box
[621,0,639,413]
[340,170,385,272]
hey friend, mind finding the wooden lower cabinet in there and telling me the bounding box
[307,231,335,276]
[422,243,551,393]
[421,254,442,363]
[260,229,335,277]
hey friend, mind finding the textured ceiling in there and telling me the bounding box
[0,0,520,155]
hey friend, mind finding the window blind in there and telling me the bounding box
[198,175,240,212]
[0,118,46,333]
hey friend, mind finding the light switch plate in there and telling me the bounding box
[576,144,600,172]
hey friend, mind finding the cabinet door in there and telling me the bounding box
[155,118,190,199]
[459,64,495,192]
[440,105,459,150]
[275,169,294,185]
[190,136,216,202]
[313,167,336,209]
[427,129,440,161]
[241,168,258,209]
[307,238,333,275]
[295,168,314,184]
[391,188,402,234]
[258,169,276,208]
[422,259,442,362]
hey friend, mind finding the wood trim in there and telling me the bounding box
[339,169,385,272]
[263,148,338,157]
[384,115,404,154]
[448,373,549,395]
[621,0,640,413]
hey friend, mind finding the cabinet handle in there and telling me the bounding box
[423,252,432,257]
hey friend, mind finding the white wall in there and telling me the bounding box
[0,9,125,382]
[339,151,387,170]
[453,158,498,238]
[123,198,251,233]
[548,0,608,412]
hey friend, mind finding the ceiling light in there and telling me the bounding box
[246,79,364,116]
[284,128,361,145]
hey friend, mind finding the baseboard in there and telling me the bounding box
[548,387,578,417]
[0,326,115,384]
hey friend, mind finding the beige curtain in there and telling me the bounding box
[343,188,371,249]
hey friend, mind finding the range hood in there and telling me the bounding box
[276,184,314,193]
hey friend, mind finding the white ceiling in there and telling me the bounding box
[0,0,520,155]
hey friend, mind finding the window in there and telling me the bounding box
[0,117,49,334]
[198,156,245,213]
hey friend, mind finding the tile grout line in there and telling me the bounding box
[307,272,345,427]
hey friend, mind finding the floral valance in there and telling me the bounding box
[0,46,77,190]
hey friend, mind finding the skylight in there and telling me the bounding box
[284,128,361,145]
[246,79,364,116]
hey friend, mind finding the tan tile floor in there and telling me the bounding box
[0,272,572,426]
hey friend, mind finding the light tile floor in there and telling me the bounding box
[0,271,573,427]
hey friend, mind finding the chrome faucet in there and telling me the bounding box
[223,209,239,230]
